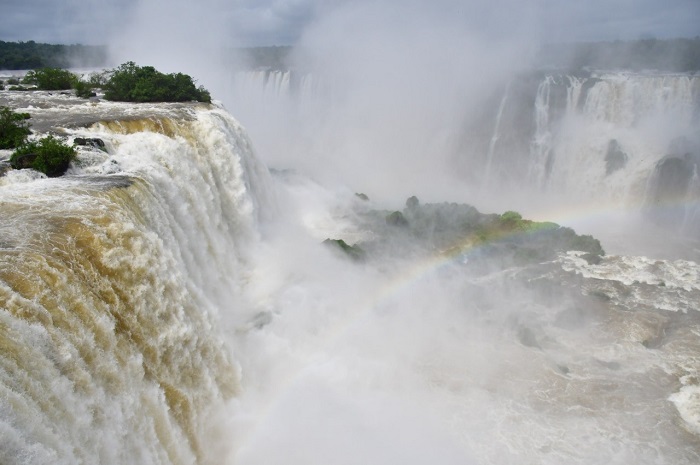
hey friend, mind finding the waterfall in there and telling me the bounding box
[480,81,510,194]
[2,70,700,465]
[0,104,272,465]
[528,75,554,188]
[460,72,700,214]
[683,164,700,233]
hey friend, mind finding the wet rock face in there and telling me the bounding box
[73,137,106,150]
[9,152,37,169]
[605,139,628,175]
[646,152,700,228]
[653,156,694,201]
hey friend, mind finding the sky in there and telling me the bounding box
[0,0,698,47]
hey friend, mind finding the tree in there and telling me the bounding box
[0,106,31,149]
[10,135,77,177]
[22,67,77,90]
[103,62,211,103]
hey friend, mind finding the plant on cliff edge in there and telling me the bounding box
[10,135,76,177]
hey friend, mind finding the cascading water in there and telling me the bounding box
[228,68,700,221]
[528,75,554,188]
[531,73,699,207]
[480,81,510,194]
[0,98,271,465]
[2,72,700,465]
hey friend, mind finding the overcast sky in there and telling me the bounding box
[0,0,698,46]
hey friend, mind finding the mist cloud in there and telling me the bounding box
[233,0,539,204]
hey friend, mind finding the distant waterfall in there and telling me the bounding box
[0,105,272,465]
[481,81,510,193]
[230,69,319,108]
[529,75,554,188]
[227,69,700,233]
[463,72,700,214]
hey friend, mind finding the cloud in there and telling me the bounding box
[535,0,700,41]
[0,0,698,47]
[230,0,319,46]
[0,0,137,45]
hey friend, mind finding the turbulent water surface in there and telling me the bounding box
[1,80,699,465]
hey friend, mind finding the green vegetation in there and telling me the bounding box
[103,62,211,103]
[500,210,523,224]
[0,106,31,149]
[386,210,409,226]
[10,135,77,177]
[74,71,109,98]
[3,62,210,101]
[73,80,95,98]
[323,239,366,261]
[22,67,77,90]
[0,40,106,70]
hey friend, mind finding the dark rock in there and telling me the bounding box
[323,238,366,261]
[580,252,602,265]
[386,211,409,227]
[355,193,369,201]
[645,152,700,226]
[0,161,11,176]
[11,153,38,169]
[74,137,106,150]
[605,139,628,175]
[556,364,570,375]
[517,326,541,349]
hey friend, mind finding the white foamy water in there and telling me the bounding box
[1,89,699,465]
[0,96,270,465]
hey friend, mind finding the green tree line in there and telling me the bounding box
[0,40,107,70]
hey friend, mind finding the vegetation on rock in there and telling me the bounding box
[22,67,77,90]
[0,106,31,149]
[323,239,366,261]
[348,196,604,267]
[386,210,409,226]
[103,62,211,103]
[10,135,76,177]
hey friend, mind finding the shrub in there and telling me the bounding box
[103,61,211,103]
[74,80,96,98]
[10,135,76,177]
[22,67,78,90]
[500,210,523,222]
[73,71,109,99]
[0,106,31,149]
[88,71,109,87]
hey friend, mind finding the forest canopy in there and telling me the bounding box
[0,40,106,70]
